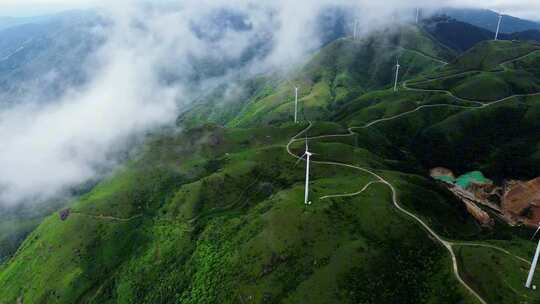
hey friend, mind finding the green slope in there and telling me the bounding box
[0,122,480,303]
[414,94,540,180]
[408,41,540,101]
[432,40,540,75]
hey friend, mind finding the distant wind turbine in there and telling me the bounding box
[393,59,401,92]
[416,8,420,24]
[494,13,503,41]
[294,87,299,123]
[297,139,314,206]
[526,222,540,289]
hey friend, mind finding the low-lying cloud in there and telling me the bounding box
[0,0,523,206]
[0,0,314,205]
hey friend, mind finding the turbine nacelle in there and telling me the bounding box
[295,151,316,165]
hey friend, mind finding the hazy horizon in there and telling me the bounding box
[2,0,540,21]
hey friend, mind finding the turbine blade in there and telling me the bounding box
[532,223,540,240]
[295,154,307,166]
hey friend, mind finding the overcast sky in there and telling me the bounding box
[1,0,540,20]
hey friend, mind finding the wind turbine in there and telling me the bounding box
[294,87,299,123]
[494,13,503,41]
[393,58,401,92]
[297,139,314,206]
[526,222,540,289]
[416,8,420,24]
[353,19,359,40]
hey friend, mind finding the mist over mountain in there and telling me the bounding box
[2,1,540,206]
[0,1,361,206]
[0,11,105,107]
[0,13,66,31]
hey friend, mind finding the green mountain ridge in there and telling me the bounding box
[180,24,456,129]
[3,25,540,304]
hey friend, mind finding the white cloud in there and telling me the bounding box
[1,0,540,206]
[441,0,540,20]
[0,0,324,205]
[0,4,181,204]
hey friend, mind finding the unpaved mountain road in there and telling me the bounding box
[287,124,487,304]
[285,48,540,304]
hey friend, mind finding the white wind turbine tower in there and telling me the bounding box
[416,8,420,24]
[393,58,401,92]
[294,87,299,123]
[526,222,540,289]
[353,19,359,40]
[494,13,503,41]
[297,139,314,206]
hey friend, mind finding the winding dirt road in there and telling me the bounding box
[320,181,381,200]
[71,212,142,222]
[285,48,540,304]
[287,124,487,304]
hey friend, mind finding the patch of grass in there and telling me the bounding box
[411,70,540,101]
[442,40,540,74]
[414,95,540,180]
[455,245,540,304]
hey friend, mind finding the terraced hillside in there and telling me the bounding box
[3,26,540,304]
